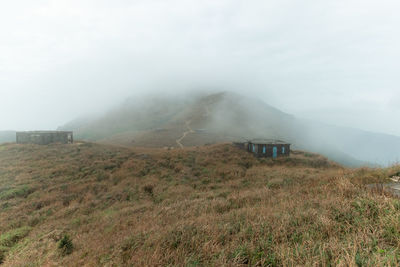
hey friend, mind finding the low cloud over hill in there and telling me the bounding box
[60,92,400,167]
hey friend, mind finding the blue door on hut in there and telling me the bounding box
[273,146,278,158]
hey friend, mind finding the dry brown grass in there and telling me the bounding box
[0,142,399,266]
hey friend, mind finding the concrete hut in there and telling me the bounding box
[16,131,73,145]
[235,139,290,158]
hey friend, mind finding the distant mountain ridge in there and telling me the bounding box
[0,131,16,143]
[60,91,400,167]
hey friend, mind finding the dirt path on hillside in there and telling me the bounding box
[176,120,195,148]
[205,106,211,117]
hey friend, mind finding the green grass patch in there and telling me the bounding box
[0,226,31,248]
[0,186,34,200]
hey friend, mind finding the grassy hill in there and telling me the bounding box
[1,142,400,266]
[59,92,400,166]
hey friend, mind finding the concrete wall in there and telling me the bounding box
[246,143,291,158]
[16,131,73,145]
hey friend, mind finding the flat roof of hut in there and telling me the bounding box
[248,139,289,145]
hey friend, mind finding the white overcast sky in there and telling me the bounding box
[1,0,400,135]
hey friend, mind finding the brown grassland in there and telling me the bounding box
[0,142,400,266]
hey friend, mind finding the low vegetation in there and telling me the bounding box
[58,235,74,256]
[0,142,399,266]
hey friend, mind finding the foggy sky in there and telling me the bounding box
[1,0,400,136]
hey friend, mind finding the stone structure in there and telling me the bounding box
[235,139,290,158]
[16,131,73,145]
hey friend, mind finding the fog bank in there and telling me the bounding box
[1,0,400,136]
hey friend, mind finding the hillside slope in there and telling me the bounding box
[60,92,294,147]
[1,143,400,265]
[60,92,400,166]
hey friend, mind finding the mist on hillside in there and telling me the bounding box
[54,91,399,167]
[1,1,400,166]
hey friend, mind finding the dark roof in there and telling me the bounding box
[16,131,73,134]
[248,139,290,145]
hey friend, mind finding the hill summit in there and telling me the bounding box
[60,92,293,147]
[60,92,400,166]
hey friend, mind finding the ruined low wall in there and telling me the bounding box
[16,131,73,145]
